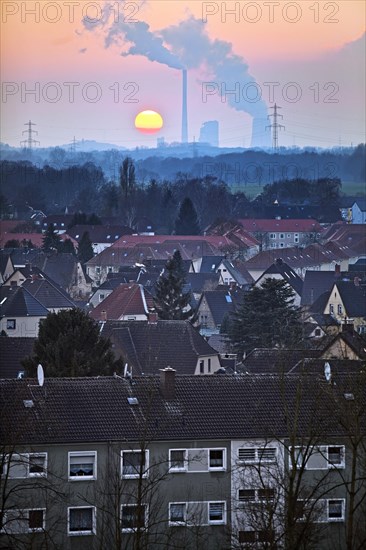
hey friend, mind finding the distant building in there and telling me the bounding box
[199,121,219,147]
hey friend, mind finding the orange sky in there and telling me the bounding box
[1,1,365,148]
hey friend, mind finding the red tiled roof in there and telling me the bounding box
[238,219,322,233]
[90,283,154,320]
[0,233,44,248]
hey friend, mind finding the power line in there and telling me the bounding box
[20,120,40,149]
[266,104,285,151]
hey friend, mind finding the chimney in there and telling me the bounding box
[101,310,107,321]
[335,264,341,277]
[181,69,188,144]
[148,310,158,323]
[354,276,360,287]
[160,367,176,400]
[341,318,354,333]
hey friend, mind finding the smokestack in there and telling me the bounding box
[181,69,188,144]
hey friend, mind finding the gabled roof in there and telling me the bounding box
[307,313,339,327]
[241,348,322,374]
[1,373,360,445]
[256,259,303,296]
[352,198,366,211]
[0,286,49,318]
[200,289,243,326]
[332,281,366,317]
[90,284,154,321]
[238,219,322,233]
[0,336,35,379]
[199,256,224,273]
[321,329,366,360]
[101,320,219,375]
[22,278,75,309]
[218,259,254,287]
[0,233,44,248]
[66,224,133,244]
[301,270,343,306]
[289,358,364,375]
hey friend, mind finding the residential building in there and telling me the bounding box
[0,286,48,337]
[324,281,366,332]
[90,284,154,322]
[254,259,303,306]
[351,199,366,224]
[1,371,364,549]
[238,219,322,250]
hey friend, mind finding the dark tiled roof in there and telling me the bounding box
[0,286,49,318]
[199,256,224,273]
[289,358,364,374]
[241,348,322,374]
[22,278,75,309]
[185,273,220,293]
[301,271,343,306]
[257,260,303,296]
[308,313,340,327]
[333,281,366,317]
[101,320,219,375]
[66,225,132,244]
[201,289,242,326]
[33,253,78,291]
[0,336,35,379]
[207,334,232,354]
[1,373,362,445]
[321,329,366,360]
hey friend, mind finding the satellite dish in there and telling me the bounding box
[324,362,331,383]
[37,364,44,387]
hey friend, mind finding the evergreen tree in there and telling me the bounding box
[228,278,303,356]
[42,223,62,252]
[59,238,75,254]
[78,231,94,264]
[174,197,200,235]
[22,309,118,377]
[154,250,194,320]
[119,156,136,200]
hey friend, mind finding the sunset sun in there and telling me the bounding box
[135,110,163,134]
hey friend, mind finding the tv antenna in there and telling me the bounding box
[20,120,40,149]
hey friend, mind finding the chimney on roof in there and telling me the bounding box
[335,264,341,277]
[341,318,354,333]
[101,310,107,321]
[275,258,283,265]
[148,309,158,323]
[160,367,176,400]
[354,276,360,287]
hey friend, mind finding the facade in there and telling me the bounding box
[238,219,322,251]
[1,372,364,550]
[351,200,366,224]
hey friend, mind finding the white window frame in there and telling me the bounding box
[337,304,343,315]
[290,445,345,470]
[169,502,186,526]
[168,448,227,473]
[121,504,148,532]
[4,453,48,478]
[68,506,96,536]
[296,499,345,523]
[1,508,46,534]
[68,451,97,481]
[327,499,345,522]
[121,450,149,479]
[208,501,226,525]
[237,447,277,464]
[238,488,275,504]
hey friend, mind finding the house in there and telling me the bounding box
[21,276,75,314]
[0,336,35,378]
[65,224,134,254]
[0,251,14,283]
[184,272,222,300]
[254,259,303,306]
[0,286,49,337]
[90,284,154,322]
[41,215,75,234]
[0,371,364,549]
[216,259,254,288]
[195,289,243,334]
[240,348,322,374]
[324,281,366,332]
[351,199,366,224]
[100,319,222,375]
[301,267,345,309]
[320,324,366,361]
[237,218,322,249]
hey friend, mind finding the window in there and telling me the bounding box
[314,328,322,337]
[199,360,204,374]
[208,358,211,373]
[328,499,345,521]
[287,234,291,238]
[337,304,343,315]
[270,243,277,248]
[280,243,285,248]
[290,446,345,470]
[68,507,96,535]
[121,504,147,531]
[238,488,275,503]
[169,448,226,472]
[208,502,225,524]
[238,447,277,464]
[329,304,334,314]
[1,509,45,533]
[294,237,299,243]
[279,233,285,239]
[121,450,149,478]
[95,267,101,274]
[209,449,225,470]
[68,452,96,480]
[270,233,276,239]
[169,450,186,471]
[6,319,16,330]
[99,294,105,302]
[5,453,47,478]
[239,489,256,502]
[169,503,186,525]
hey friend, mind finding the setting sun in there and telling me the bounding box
[135,110,163,134]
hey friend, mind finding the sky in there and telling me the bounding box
[1,0,365,149]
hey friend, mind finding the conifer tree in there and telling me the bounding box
[228,278,302,356]
[174,197,200,235]
[154,250,194,320]
[78,231,94,264]
[42,223,62,252]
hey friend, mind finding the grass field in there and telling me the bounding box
[230,181,366,199]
